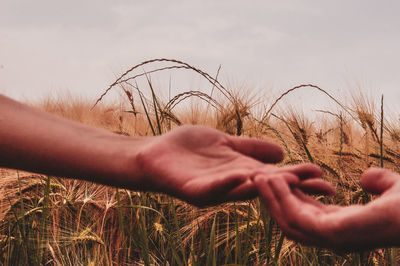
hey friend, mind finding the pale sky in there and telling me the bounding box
[1,1,400,111]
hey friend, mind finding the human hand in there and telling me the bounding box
[255,167,400,252]
[136,125,334,207]
[0,95,331,204]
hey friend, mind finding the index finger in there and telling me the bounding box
[254,174,322,245]
[282,163,323,180]
[268,177,323,235]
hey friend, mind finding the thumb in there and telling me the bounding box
[360,168,400,195]
[228,135,284,163]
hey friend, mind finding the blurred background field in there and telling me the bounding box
[1,59,400,265]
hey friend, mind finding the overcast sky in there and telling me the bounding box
[1,1,400,111]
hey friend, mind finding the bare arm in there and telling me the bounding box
[0,94,144,186]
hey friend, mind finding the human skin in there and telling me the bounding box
[0,94,333,207]
[255,168,400,252]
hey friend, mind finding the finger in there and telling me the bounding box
[225,180,258,202]
[295,178,336,196]
[254,173,299,225]
[360,168,400,195]
[282,163,324,180]
[183,173,247,207]
[292,188,326,207]
[254,174,321,245]
[268,176,322,235]
[254,173,300,214]
[228,136,284,163]
[254,174,281,217]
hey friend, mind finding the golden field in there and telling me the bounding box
[1,59,399,265]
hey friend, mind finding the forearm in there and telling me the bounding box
[0,94,149,189]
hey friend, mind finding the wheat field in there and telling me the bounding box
[1,59,400,265]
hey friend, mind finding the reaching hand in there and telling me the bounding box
[0,95,333,207]
[137,125,334,207]
[255,167,400,252]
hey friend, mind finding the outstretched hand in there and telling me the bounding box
[0,95,333,208]
[137,126,334,207]
[255,168,400,252]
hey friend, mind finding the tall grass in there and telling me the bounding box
[1,59,400,265]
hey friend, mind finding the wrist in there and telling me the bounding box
[106,134,154,191]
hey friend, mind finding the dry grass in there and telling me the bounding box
[1,59,400,265]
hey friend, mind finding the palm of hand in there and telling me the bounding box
[138,126,280,206]
[138,126,331,207]
[256,167,400,252]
